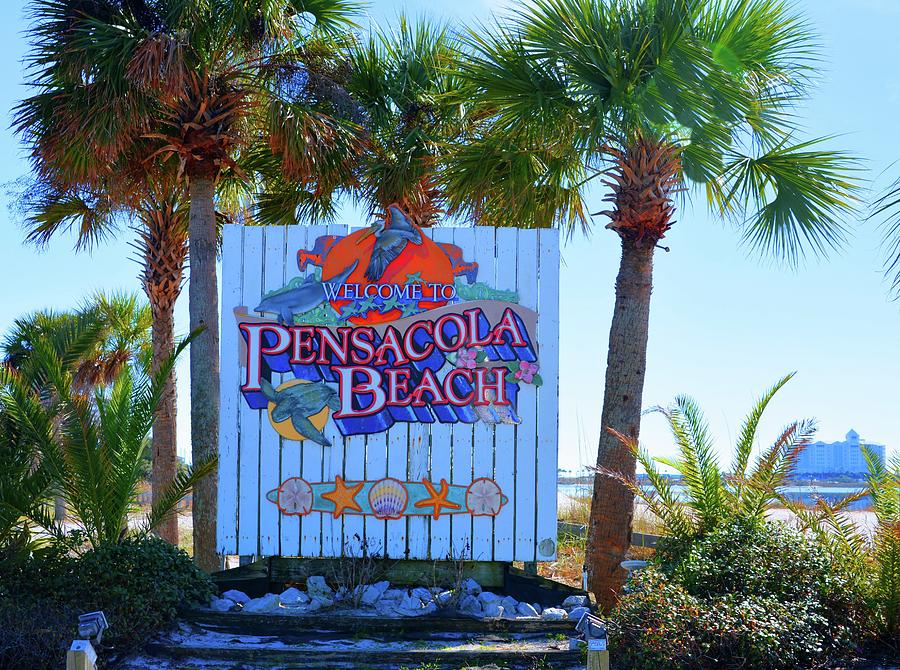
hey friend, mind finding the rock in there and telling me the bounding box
[311,596,334,608]
[411,587,433,603]
[461,578,482,595]
[221,589,251,605]
[435,590,456,607]
[360,581,391,606]
[429,586,443,594]
[243,593,280,613]
[306,576,333,599]
[458,594,483,617]
[334,586,350,602]
[401,594,423,611]
[541,607,568,621]
[500,596,518,611]
[381,589,407,602]
[482,602,504,619]
[209,597,234,612]
[531,603,543,615]
[568,606,590,622]
[477,591,502,604]
[421,601,438,616]
[562,595,589,609]
[279,587,309,609]
[516,602,539,618]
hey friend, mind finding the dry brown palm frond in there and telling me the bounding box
[127,32,188,101]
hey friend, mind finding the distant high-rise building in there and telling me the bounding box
[794,429,886,477]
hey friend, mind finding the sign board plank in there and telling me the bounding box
[217,225,242,555]
[218,217,558,562]
[236,226,263,556]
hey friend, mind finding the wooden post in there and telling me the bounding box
[576,613,609,670]
[66,640,97,670]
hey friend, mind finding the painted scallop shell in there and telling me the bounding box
[277,477,313,516]
[466,478,506,516]
[368,477,408,520]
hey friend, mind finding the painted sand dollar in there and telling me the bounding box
[368,477,408,520]
[466,478,505,516]
[277,477,314,516]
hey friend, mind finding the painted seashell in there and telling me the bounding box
[466,478,505,516]
[277,477,313,516]
[368,477,408,520]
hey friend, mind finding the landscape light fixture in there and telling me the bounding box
[77,611,109,645]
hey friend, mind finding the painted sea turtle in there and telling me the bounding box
[260,379,340,446]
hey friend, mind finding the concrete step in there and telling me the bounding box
[117,613,585,670]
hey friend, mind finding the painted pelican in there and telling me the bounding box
[358,205,423,281]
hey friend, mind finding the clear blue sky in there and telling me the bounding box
[1,0,897,471]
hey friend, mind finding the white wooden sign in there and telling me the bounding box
[217,210,559,562]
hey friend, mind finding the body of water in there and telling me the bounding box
[558,483,872,511]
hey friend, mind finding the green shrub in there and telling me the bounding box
[610,519,868,670]
[0,598,74,670]
[0,536,214,653]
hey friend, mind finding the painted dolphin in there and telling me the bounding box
[261,379,341,446]
[358,205,423,281]
[254,260,358,325]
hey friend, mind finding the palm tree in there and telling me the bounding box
[16,0,359,569]
[253,16,468,227]
[454,0,860,607]
[2,294,152,523]
[0,326,215,551]
[13,171,189,546]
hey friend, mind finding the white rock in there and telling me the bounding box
[381,589,407,602]
[209,597,234,612]
[435,590,456,607]
[562,595,589,608]
[360,581,391,605]
[500,596,518,611]
[531,603,543,614]
[477,591,502,604]
[306,576,333,599]
[401,594,423,611]
[221,589,251,605]
[516,602,539,618]
[541,607,568,621]
[243,593,280,613]
[458,594,483,617]
[482,602,504,619]
[411,587,433,603]
[311,595,334,608]
[420,601,438,616]
[568,606,590,622]
[279,587,309,609]
[429,586,443,594]
[461,578,482,595]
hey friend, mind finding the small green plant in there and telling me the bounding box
[605,373,813,543]
[787,448,900,644]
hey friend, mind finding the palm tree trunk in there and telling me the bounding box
[151,305,179,544]
[587,237,654,610]
[188,176,220,571]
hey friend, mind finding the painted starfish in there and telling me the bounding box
[321,475,364,518]
[414,478,461,520]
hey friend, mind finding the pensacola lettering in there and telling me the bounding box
[240,307,531,417]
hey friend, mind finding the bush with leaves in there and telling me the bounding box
[0,537,214,655]
[787,448,900,645]
[0,597,74,670]
[610,519,867,670]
